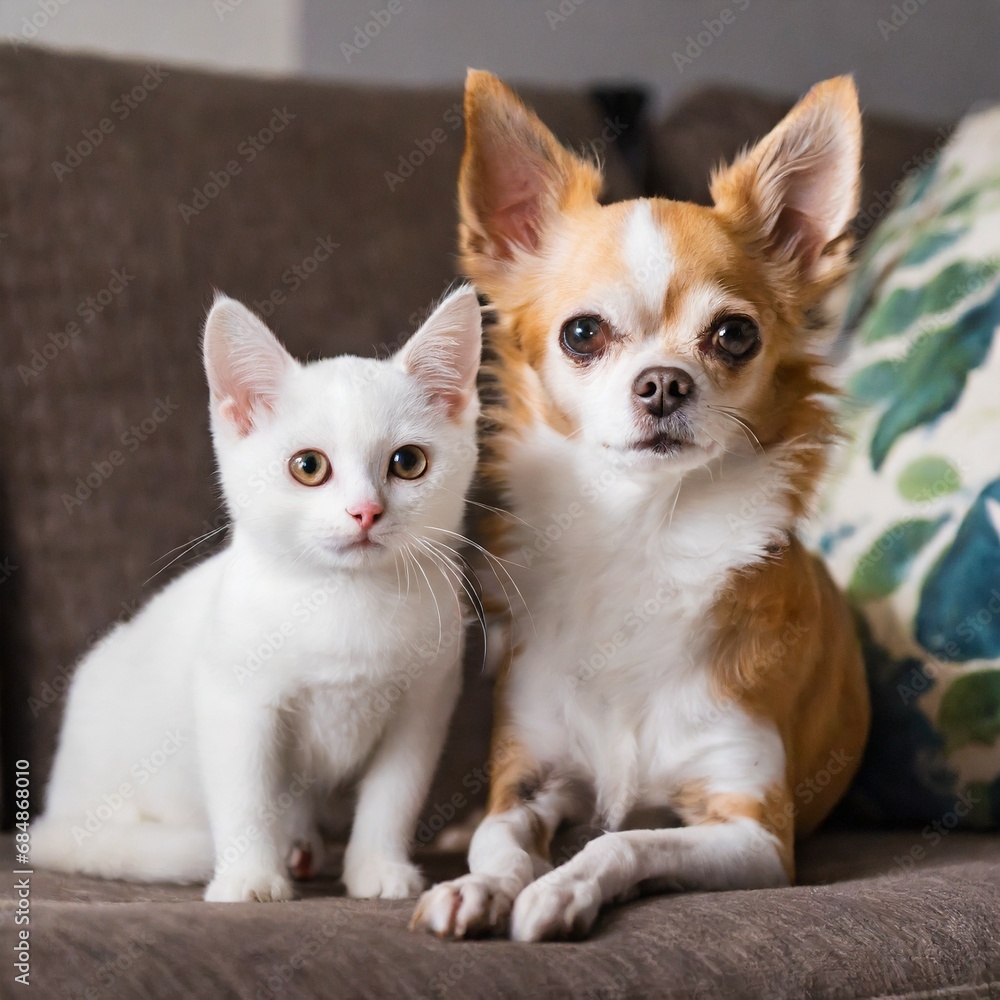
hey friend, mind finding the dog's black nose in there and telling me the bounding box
[632,366,695,418]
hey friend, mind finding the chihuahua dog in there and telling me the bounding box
[412,71,870,942]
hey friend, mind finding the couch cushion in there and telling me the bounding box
[0,44,638,826]
[4,832,998,998]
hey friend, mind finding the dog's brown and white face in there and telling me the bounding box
[459,71,861,476]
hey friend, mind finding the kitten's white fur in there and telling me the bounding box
[32,286,482,902]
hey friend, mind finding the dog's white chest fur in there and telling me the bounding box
[499,425,791,826]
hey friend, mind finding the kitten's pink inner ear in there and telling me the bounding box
[218,397,254,436]
[203,295,294,437]
[403,347,477,420]
[398,286,482,420]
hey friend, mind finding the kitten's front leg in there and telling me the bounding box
[343,661,462,899]
[196,681,293,903]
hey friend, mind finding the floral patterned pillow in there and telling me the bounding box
[815,105,1000,829]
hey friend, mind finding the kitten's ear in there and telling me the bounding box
[397,285,482,420]
[710,76,861,283]
[460,69,602,282]
[203,294,295,436]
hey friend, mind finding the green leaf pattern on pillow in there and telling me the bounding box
[938,670,1000,753]
[848,516,949,603]
[812,107,1000,828]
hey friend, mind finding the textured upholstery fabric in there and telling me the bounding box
[2,832,998,999]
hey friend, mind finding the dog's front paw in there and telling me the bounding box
[204,867,294,903]
[343,855,424,899]
[410,874,518,938]
[510,874,602,941]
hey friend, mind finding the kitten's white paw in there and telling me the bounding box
[204,868,294,903]
[410,874,517,938]
[509,874,602,941]
[343,856,424,899]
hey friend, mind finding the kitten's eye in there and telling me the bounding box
[710,315,760,363]
[560,315,611,360]
[289,449,331,487]
[389,445,428,480]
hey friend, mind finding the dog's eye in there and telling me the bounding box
[560,316,610,359]
[711,316,760,362]
[289,449,332,487]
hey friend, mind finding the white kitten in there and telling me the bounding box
[32,285,482,902]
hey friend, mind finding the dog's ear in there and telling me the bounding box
[459,69,602,282]
[710,76,861,285]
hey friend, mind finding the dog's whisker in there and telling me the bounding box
[707,405,765,456]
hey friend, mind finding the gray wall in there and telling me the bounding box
[0,0,301,76]
[302,0,1000,124]
[3,0,997,125]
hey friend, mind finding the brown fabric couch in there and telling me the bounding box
[1,44,996,999]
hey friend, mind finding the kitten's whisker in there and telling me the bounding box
[413,538,489,664]
[423,526,535,637]
[143,524,228,585]
[423,526,525,569]
[406,543,443,652]
[411,536,462,618]
[416,537,463,580]
[438,486,538,532]
[421,535,516,666]
[389,548,405,622]
[152,522,228,563]
[428,534,516,625]
[418,537,488,634]
[288,540,318,575]
[401,542,413,601]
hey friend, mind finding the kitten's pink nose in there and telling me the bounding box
[347,501,384,532]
